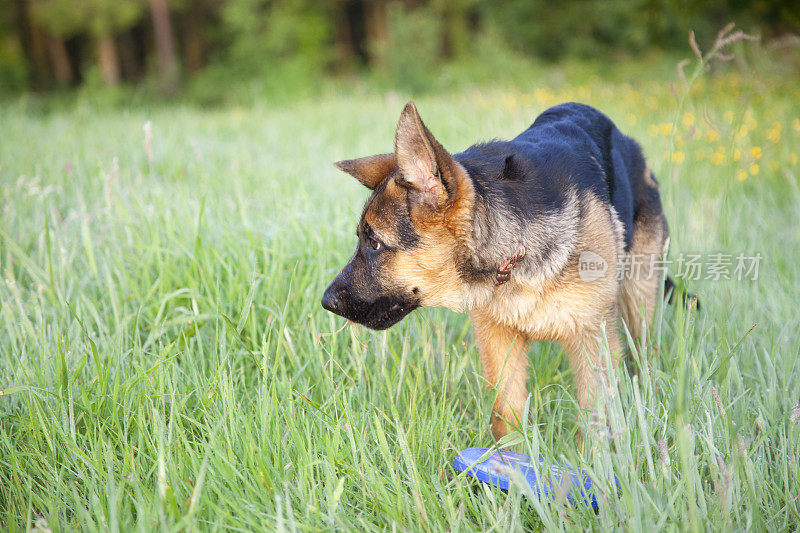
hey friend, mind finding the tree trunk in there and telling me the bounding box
[48,35,73,84]
[441,1,469,59]
[332,2,353,73]
[365,0,389,68]
[183,8,204,74]
[118,29,142,81]
[17,1,51,89]
[98,35,121,86]
[149,0,179,93]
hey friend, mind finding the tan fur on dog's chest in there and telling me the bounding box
[484,279,607,341]
[479,192,624,342]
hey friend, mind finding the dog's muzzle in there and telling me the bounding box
[321,279,418,330]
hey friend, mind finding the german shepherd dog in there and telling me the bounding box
[322,102,670,440]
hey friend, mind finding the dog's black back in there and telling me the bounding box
[455,102,659,252]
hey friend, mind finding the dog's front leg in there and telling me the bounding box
[560,318,623,410]
[471,308,529,441]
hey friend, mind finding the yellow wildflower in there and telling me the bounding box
[724,110,735,124]
[736,169,748,181]
[751,147,762,159]
[733,148,741,161]
[672,151,685,163]
[749,164,759,175]
[711,152,725,165]
[791,152,798,165]
[533,87,550,105]
[504,93,518,110]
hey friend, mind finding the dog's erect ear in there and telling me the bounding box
[394,102,458,207]
[334,153,397,190]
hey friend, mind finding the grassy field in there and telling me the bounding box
[2,67,800,531]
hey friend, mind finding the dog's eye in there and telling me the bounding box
[368,235,383,251]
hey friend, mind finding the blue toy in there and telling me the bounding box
[452,447,605,509]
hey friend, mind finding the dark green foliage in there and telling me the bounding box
[219,0,332,77]
[374,3,442,93]
[180,0,335,104]
[30,0,143,37]
[0,10,28,92]
[1,0,798,99]
[481,0,796,60]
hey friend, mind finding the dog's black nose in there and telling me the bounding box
[321,286,342,314]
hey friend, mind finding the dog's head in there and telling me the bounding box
[321,103,475,330]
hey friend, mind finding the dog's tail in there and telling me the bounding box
[664,276,700,310]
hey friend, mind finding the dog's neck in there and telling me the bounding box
[455,185,580,306]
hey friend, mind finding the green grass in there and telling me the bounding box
[1,68,800,531]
